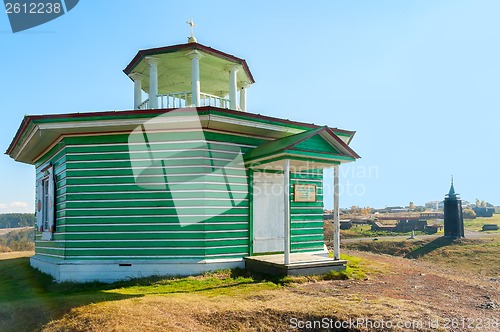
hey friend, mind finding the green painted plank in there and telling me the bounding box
[65,175,248,186]
[291,228,323,235]
[63,248,207,256]
[64,207,247,217]
[291,222,324,228]
[64,182,248,193]
[61,231,249,241]
[290,215,323,221]
[61,215,249,225]
[291,235,324,242]
[59,223,248,233]
[62,238,248,249]
[65,191,248,201]
[64,199,249,209]
[290,242,324,250]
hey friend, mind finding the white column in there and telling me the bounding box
[228,65,239,110]
[129,72,144,110]
[239,84,248,112]
[333,165,340,260]
[146,57,159,109]
[284,159,291,265]
[188,50,203,107]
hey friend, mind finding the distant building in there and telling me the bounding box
[371,219,429,233]
[425,201,440,211]
[420,212,444,219]
[473,207,495,218]
[426,200,471,211]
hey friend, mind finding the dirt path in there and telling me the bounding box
[290,250,499,331]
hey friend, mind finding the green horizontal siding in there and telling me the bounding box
[66,191,248,201]
[291,221,324,228]
[64,199,249,209]
[63,207,247,217]
[33,124,333,261]
[291,241,324,251]
[62,238,248,249]
[59,230,249,241]
[65,174,247,186]
[57,222,248,232]
[63,182,246,193]
[56,130,252,260]
[59,215,248,225]
[289,171,325,253]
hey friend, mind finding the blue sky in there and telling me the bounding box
[1,0,499,213]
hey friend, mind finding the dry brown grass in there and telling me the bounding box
[43,287,445,332]
[0,251,33,260]
[2,248,499,332]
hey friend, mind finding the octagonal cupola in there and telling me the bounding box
[123,23,254,111]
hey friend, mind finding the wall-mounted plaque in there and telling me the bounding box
[294,184,316,202]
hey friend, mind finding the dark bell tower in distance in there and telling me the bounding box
[443,178,464,239]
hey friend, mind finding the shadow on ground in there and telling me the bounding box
[0,256,142,332]
[404,237,456,259]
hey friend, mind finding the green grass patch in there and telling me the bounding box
[344,238,431,256]
[279,253,376,284]
[463,214,500,232]
[106,268,279,297]
[5,254,361,331]
[339,224,432,239]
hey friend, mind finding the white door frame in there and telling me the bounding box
[252,172,285,254]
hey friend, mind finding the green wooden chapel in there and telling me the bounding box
[6,34,359,282]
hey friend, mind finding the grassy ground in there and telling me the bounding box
[325,220,438,239]
[0,252,381,332]
[339,224,431,238]
[1,248,499,331]
[343,235,500,277]
[464,214,500,232]
[2,233,499,331]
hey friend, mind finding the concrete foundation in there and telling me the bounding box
[245,252,347,276]
[30,255,245,283]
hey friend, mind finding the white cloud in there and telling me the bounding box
[0,201,33,213]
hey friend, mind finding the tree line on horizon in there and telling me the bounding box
[0,213,35,229]
[0,228,34,252]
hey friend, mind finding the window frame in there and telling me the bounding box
[36,165,55,241]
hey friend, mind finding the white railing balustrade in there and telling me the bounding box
[138,99,149,110]
[200,92,230,108]
[159,92,190,108]
[138,91,230,110]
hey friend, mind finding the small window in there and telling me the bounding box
[36,165,55,240]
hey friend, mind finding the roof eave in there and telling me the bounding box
[123,42,255,84]
[5,116,34,156]
[324,127,361,159]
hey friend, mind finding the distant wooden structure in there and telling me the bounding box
[443,179,464,239]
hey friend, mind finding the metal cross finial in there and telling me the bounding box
[187,18,196,38]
